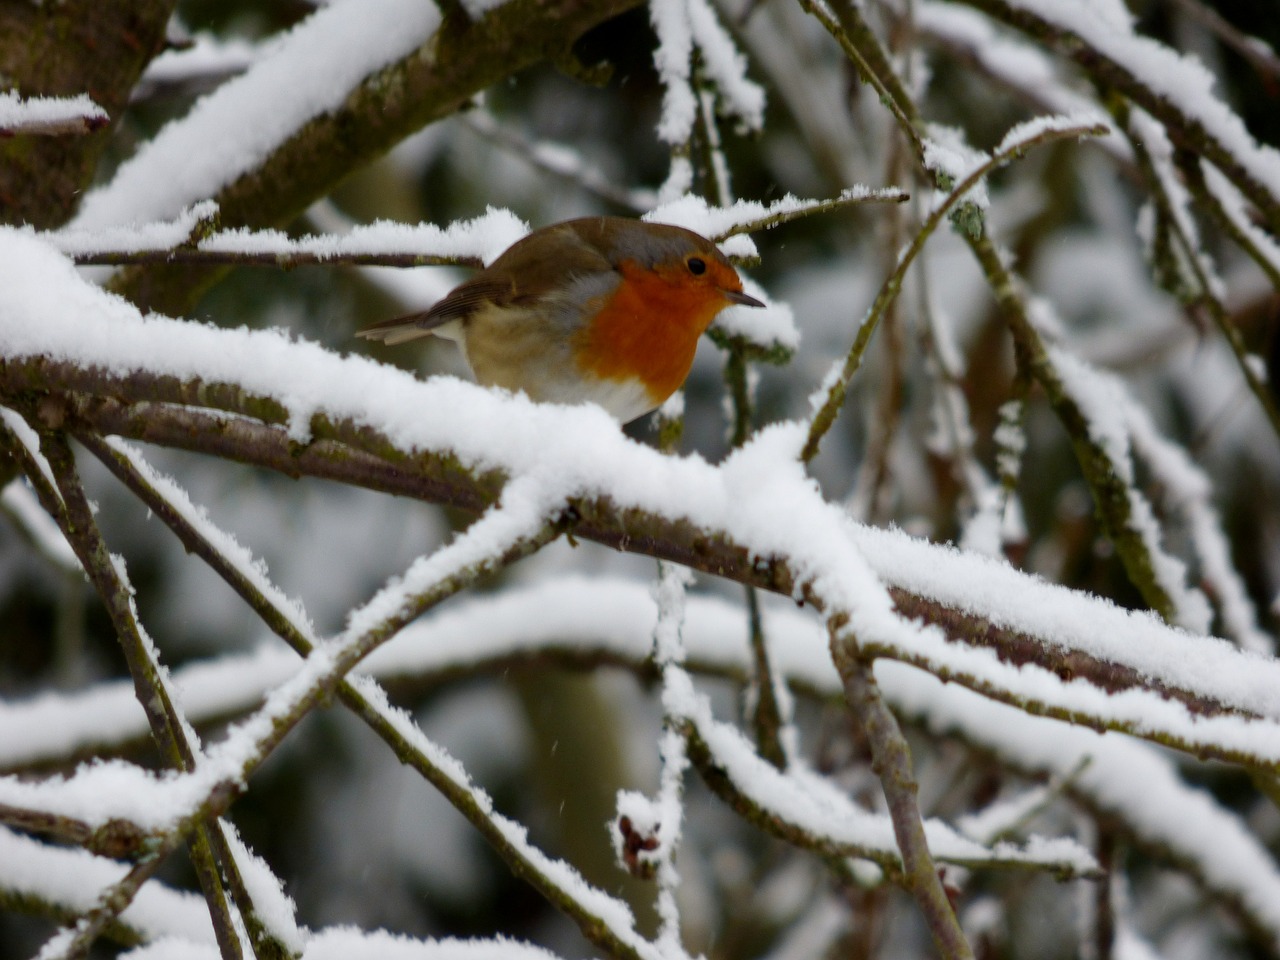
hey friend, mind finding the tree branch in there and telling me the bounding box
[829,623,974,959]
[109,0,646,315]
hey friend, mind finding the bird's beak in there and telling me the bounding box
[722,288,765,308]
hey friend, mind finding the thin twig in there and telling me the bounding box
[0,423,248,960]
[744,585,788,768]
[1170,152,1280,441]
[76,434,661,960]
[828,621,974,960]
[801,120,1108,463]
[797,1,1189,622]
[69,248,483,269]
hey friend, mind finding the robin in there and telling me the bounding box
[357,216,764,423]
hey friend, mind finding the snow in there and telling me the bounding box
[646,187,904,243]
[922,114,1107,221]
[0,91,107,134]
[1124,397,1270,652]
[650,0,698,146]
[200,209,527,265]
[0,827,214,944]
[1129,108,1225,299]
[140,34,260,88]
[887,661,1280,945]
[993,112,1111,156]
[47,202,526,265]
[0,479,81,574]
[1201,163,1280,279]
[118,928,565,960]
[1050,347,1213,634]
[4,570,1274,936]
[2,227,1278,752]
[300,929,564,960]
[222,823,306,952]
[915,3,1130,160]
[922,125,991,211]
[1005,0,1280,206]
[685,0,765,132]
[71,0,440,230]
[45,200,220,257]
[677,669,1098,875]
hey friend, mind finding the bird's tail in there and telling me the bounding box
[355,312,438,346]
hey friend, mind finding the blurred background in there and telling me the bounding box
[2,1,1280,957]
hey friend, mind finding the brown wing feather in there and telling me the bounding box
[356,277,514,345]
[356,221,617,345]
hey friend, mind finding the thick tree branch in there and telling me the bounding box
[109,0,645,315]
[0,1,174,228]
[0,358,1250,733]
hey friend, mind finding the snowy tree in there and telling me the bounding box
[1,1,1279,959]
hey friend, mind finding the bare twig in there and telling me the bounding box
[828,622,974,960]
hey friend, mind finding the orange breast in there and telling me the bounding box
[573,261,726,404]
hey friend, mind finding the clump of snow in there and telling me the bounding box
[922,125,991,211]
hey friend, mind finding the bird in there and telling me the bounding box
[356,216,764,423]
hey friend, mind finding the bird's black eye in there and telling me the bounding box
[686,256,707,275]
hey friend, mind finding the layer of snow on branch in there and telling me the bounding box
[922,125,991,210]
[119,928,565,960]
[0,479,80,573]
[201,208,528,266]
[346,677,651,956]
[5,228,1280,781]
[650,0,697,144]
[674,669,1097,874]
[685,0,765,131]
[1123,395,1269,653]
[915,3,1130,160]
[0,91,107,133]
[850,521,1279,720]
[994,112,1111,157]
[886,661,1280,945]
[72,0,440,229]
[0,827,214,945]
[1051,346,1213,634]
[1202,163,1280,279]
[140,33,261,87]
[44,200,221,257]
[648,187,902,246]
[1008,0,1280,203]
